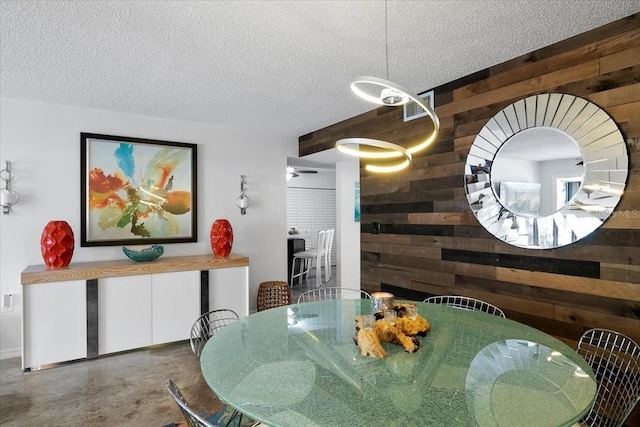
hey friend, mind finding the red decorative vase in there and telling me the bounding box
[210,219,233,258]
[40,220,75,268]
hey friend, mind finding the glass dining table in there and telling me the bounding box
[200,299,596,427]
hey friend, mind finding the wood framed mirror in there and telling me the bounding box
[464,93,628,249]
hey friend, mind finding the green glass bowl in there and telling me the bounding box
[122,245,164,262]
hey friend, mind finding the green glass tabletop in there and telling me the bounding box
[200,300,596,427]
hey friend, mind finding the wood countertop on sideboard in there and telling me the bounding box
[21,253,249,284]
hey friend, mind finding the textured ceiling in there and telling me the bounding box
[2,1,639,142]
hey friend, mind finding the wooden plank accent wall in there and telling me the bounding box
[300,15,640,424]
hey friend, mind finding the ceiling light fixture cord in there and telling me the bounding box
[385,0,389,81]
[336,0,440,173]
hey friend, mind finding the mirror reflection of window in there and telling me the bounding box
[565,181,581,202]
[491,127,584,217]
[555,177,583,213]
[561,180,582,204]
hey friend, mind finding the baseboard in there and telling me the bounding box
[0,347,21,360]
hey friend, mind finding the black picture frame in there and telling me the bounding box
[80,133,197,247]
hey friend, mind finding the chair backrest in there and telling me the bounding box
[305,229,325,252]
[423,295,506,318]
[324,228,334,255]
[315,229,326,260]
[189,309,239,358]
[166,379,214,427]
[577,328,640,427]
[297,287,371,303]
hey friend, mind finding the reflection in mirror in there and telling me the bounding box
[465,339,596,426]
[465,94,628,249]
[491,127,584,217]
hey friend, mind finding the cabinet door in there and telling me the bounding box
[22,280,87,370]
[98,276,152,355]
[209,266,249,318]
[152,270,200,344]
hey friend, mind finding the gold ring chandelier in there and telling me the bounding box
[335,77,439,173]
[335,1,439,173]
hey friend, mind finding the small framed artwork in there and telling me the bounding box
[80,133,197,247]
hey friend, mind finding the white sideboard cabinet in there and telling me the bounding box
[22,280,87,369]
[152,270,201,345]
[21,254,249,371]
[98,274,153,355]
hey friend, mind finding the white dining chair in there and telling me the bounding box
[423,295,506,318]
[577,328,640,427]
[290,230,326,287]
[297,287,371,303]
[323,228,334,283]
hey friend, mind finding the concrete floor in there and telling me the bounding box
[0,342,223,426]
[0,267,337,427]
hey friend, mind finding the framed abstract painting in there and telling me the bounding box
[80,133,197,247]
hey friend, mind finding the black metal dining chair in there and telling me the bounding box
[577,328,640,427]
[423,295,506,318]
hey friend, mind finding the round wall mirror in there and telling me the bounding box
[464,93,628,249]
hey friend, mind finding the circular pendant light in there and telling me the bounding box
[335,137,412,173]
[336,76,439,173]
[334,1,439,173]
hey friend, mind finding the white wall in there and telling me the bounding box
[336,159,360,289]
[491,157,540,196]
[0,98,296,359]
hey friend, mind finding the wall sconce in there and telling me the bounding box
[236,175,250,215]
[0,161,19,214]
